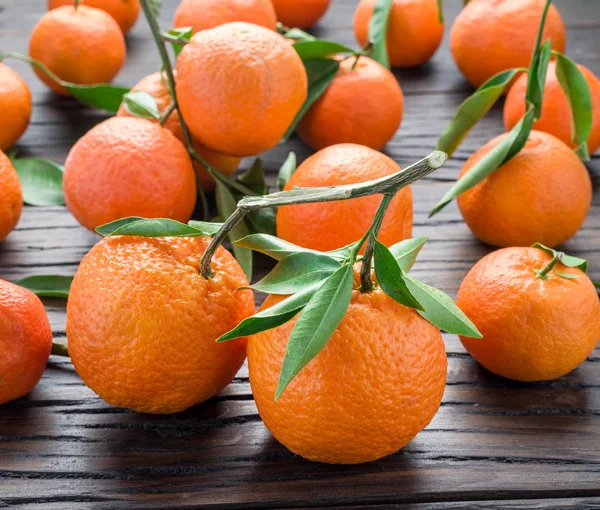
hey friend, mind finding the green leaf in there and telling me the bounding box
[405,275,482,338]
[525,40,552,119]
[252,252,341,294]
[215,181,252,280]
[12,158,64,206]
[187,220,224,236]
[531,243,588,272]
[431,106,535,216]
[67,84,130,113]
[554,271,581,280]
[374,241,423,310]
[275,264,354,400]
[163,26,193,56]
[593,281,600,289]
[554,51,593,161]
[96,217,213,237]
[245,208,277,236]
[282,59,339,142]
[388,237,428,272]
[293,40,355,60]
[437,0,444,23]
[122,91,161,120]
[235,234,347,262]
[282,27,317,42]
[217,283,320,342]
[236,158,268,195]
[436,68,525,157]
[14,275,73,298]
[367,0,394,68]
[277,152,297,191]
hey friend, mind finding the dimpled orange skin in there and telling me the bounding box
[47,0,140,34]
[297,57,403,151]
[0,280,52,405]
[174,0,276,33]
[63,117,197,232]
[116,72,240,191]
[277,144,412,252]
[457,247,600,382]
[248,282,447,464]
[29,5,126,95]
[504,61,600,155]
[67,236,255,414]
[271,0,331,29]
[354,0,443,68]
[450,0,566,89]
[176,22,308,157]
[0,64,31,151]
[0,151,23,243]
[457,131,591,249]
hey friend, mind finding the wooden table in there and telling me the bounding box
[1,0,599,508]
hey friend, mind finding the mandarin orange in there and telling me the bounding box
[271,0,331,29]
[0,64,31,151]
[47,0,140,33]
[0,151,23,243]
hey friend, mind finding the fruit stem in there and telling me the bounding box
[199,150,447,278]
[535,252,561,280]
[51,342,69,357]
[359,193,393,291]
[159,102,176,126]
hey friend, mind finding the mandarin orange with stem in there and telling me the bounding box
[277,144,412,252]
[457,131,591,248]
[450,0,566,89]
[67,236,254,414]
[248,269,447,464]
[29,5,126,95]
[0,64,31,151]
[271,0,331,29]
[457,247,600,382]
[63,116,197,232]
[0,150,23,242]
[47,0,140,34]
[0,279,53,405]
[504,61,600,155]
[297,56,403,151]
[354,0,443,68]
[117,72,240,191]
[176,22,307,157]
[173,0,276,33]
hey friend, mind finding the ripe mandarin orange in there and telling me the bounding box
[504,61,600,155]
[67,236,255,414]
[450,0,566,88]
[0,64,31,151]
[271,0,331,29]
[0,151,23,243]
[47,0,140,34]
[457,131,591,248]
[117,72,240,191]
[176,22,307,157]
[0,279,53,405]
[276,144,412,252]
[29,5,126,95]
[63,116,197,232]
[354,0,444,68]
[173,0,277,33]
[297,56,403,151]
[457,247,600,382]
[248,273,447,464]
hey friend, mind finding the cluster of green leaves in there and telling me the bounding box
[218,234,481,400]
[532,243,589,280]
[431,0,593,216]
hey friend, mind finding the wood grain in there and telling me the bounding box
[1,0,599,508]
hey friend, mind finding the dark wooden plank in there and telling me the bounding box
[1,0,600,508]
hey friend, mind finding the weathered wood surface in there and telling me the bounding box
[1,0,599,508]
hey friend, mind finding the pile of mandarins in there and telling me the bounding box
[0,0,599,466]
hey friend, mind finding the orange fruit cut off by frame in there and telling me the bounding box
[0,64,31,151]
[0,150,23,243]
[271,0,331,29]
[47,0,140,34]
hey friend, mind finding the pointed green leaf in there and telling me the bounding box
[436,68,525,157]
[14,275,73,298]
[234,234,347,261]
[96,217,212,237]
[593,281,600,289]
[282,59,339,142]
[187,220,224,236]
[282,27,316,42]
[388,237,428,272]
[554,271,581,280]
[437,0,444,23]
[275,264,354,400]
[245,208,277,236]
[67,84,130,112]
[526,40,552,119]
[405,275,482,338]
[554,51,593,161]
[217,284,320,342]
[215,181,253,280]
[277,152,297,191]
[531,243,588,272]
[367,0,394,68]
[237,158,269,195]
[252,252,341,294]
[122,91,161,120]
[12,158,64,206]
[431,106,535,216]
[293,40,355,60]
[374,241,423,310]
